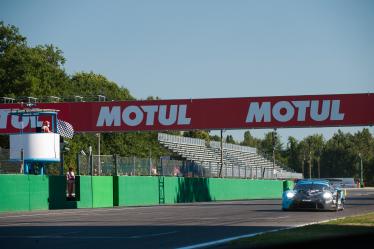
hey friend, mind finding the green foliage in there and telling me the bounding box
[225,134,236,144]
[66,72,133,101]
[183,130,210,141]
[285,136,301,172]
[0,22,68,98]
[0,21,26,52]
[241,131,260,148]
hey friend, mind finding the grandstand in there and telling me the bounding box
[158,133,303,179]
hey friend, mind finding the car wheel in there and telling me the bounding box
[339,201,344,211]
[335,194,339,212]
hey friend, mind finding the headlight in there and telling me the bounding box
[286,192,295,199]
[323,191,332,199]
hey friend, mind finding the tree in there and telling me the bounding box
[321,130,356,178]
[67,72,133,101]
[241,131,260,148]
[257,131,284,163]
[0,21,26,53]
[285,136,300,172]
[0,22,68,98]
[225,135,236,144]
[183,130,210,141]
[300,134,324,178]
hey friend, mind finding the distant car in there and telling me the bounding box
[282,179,345,211]
[340,178,357,188]
[325,178,357,188]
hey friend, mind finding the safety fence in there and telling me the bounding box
[77,154,300,179]
[78,155,214,178]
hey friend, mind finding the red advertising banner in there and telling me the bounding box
[0,93,373,134]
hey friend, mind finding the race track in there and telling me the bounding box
[0,188,373,249]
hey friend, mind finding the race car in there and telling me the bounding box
[282,179,345,211]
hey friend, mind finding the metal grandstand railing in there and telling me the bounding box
[157,133,303,179]
[209,141,257,153]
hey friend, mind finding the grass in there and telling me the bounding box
[226,212,374,248]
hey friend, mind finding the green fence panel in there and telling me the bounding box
[163,177,213,204]
[92,176,113,208]
[115,176,285,207]
[28,175,49,211]
[117,176,159,206]
[77,176,93,208]
[0,175,49,212]
[0,175,30,212]
[163,176,178,204]
[162,178,283,204]
[76,176,113,208]
[208,178,283,200]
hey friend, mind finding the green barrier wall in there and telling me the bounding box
[45,176,114,209]
[207,178,283,200]
[164,177,213,203]
[117,176,289,206]
[0,175,49,212]
[91,176,113,208]
[1,175,293,212]
[75,176,114,208]
[116,176,159,206]
[0,175,113,212]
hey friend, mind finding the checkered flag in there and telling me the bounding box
[57,119,74,139]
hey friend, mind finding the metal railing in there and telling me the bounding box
[157,132,303,179]
[78,154,213,177]
[76,153,296,179]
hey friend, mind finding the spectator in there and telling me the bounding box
[41,121,51,133]
[173,166,181,177]
[151,166,158,175]
[66,167,75,198]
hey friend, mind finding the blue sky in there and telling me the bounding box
[1,0,373,144]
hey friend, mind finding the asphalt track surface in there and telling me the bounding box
[0,188,374,249]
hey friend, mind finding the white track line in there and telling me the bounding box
[177,218,341,249]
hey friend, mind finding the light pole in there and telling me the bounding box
[218,129,224,178]
[307,140,312,179]
[272,129,277,179]
[96,133,101,175]
[358,153,363,188]
[317,148,321,179]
